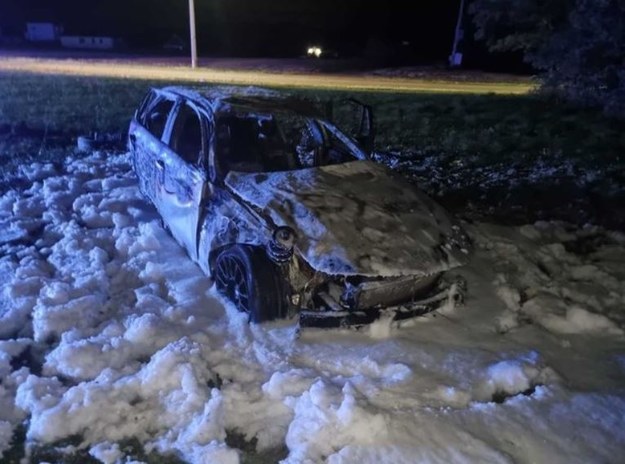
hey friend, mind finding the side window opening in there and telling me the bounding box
[323,127,359,164]
[212,111,360,176]
[330,99,375,154]
[170,104,203,164]
[144,98,175,140]
[258,117,293,171]
[215,116,264,172]
[136,90,154,123]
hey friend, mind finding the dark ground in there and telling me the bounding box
[373,150,625,232]
[0,59,622,231]
[2,127,623,233]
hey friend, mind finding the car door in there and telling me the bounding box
[154,100,208,260]
[328,98,375,155]
[130,91,177,203]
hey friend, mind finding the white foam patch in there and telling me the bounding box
[0,152,624,463]
[284,381,389,463]
[478,222,625,338]
[89,442,123,464]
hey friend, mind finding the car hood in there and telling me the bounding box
[225,160,471,277]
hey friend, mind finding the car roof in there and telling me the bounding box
[158,85,322,118]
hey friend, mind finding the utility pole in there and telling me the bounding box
[449,0,466,67]
[188,0,198,68]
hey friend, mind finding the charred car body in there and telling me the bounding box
[128,86,471,328]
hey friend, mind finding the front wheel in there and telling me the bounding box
[213,245,288,323]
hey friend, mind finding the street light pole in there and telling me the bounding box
[188,0,198,68]
[449,0,466,67]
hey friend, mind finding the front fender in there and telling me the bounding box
[197,193,271,277]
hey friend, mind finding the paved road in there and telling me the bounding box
[0,55,533,95]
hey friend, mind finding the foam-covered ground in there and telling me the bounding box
[1,152,624,463]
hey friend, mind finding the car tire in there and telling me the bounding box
[213,245,287,323]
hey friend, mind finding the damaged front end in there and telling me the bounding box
[297,272,466,329]
[265,240,466,329]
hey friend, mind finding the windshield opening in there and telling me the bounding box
[215,112,363,174]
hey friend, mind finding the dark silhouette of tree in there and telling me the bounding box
[470,0,625,116]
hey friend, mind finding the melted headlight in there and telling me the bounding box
[267,226,296,263]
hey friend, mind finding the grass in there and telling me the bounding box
[0,73,150,134]
[1,70,623,227]
[0,71,622,169]
[26,436,185,464]
[368,92,624,167]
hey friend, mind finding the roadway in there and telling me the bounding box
[0,52,533,95]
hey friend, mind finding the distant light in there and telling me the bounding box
[307,46,322,58]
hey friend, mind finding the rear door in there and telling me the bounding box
[129,91,177,203]
[154,101,209,260]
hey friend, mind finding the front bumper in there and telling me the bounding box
[299,276,466,329]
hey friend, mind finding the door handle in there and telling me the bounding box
[155,160,164,170]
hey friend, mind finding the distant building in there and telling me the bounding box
[25,22,63,42]
[60,36,121,50]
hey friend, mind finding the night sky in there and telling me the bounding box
[1,0,524,69]
[3,1,457,53]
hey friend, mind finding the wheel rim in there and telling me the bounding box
[216,255,250,314]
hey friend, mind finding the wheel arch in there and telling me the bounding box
[207,240,266,277]
[213,243,290,322]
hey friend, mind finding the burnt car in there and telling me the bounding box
[128,86,471,328]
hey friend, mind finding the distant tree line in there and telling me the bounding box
[470,0,625,117]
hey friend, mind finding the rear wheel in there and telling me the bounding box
[213,245,287,323]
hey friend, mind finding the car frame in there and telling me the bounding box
[128,86,471,328]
